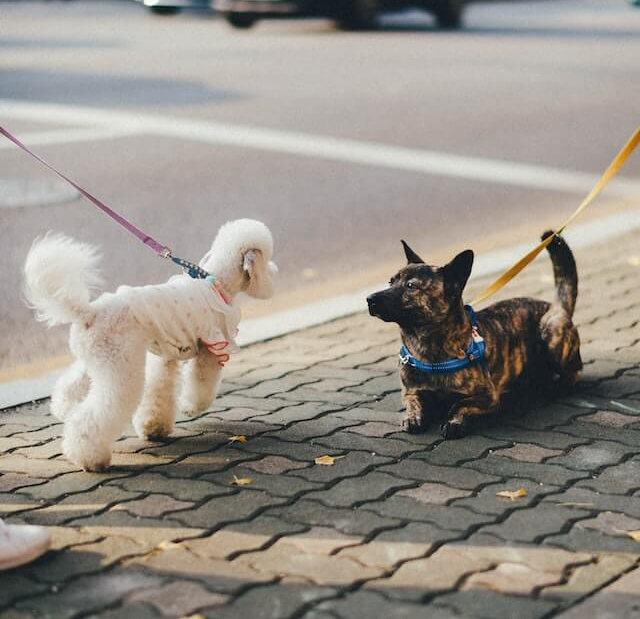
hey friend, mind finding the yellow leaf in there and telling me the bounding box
[230,475,253,486]
[496,488,528,500]
[181,615,206,619]
[628,256,640,267]
[626,530,640,542]
[314,455,345,466]
[157,540,184,551]
[228,435,247,444]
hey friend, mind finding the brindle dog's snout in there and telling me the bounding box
[367,291,387,318]
[367,289,397,321]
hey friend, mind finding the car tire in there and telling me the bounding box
[336,0,379,31]
[149,5,180,15]
[226,13,257,29]
[431,0,464,30]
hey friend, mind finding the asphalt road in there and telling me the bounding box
[1,0,639,375]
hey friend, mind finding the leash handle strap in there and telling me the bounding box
[0,125,170,257]
[471,127,640,306]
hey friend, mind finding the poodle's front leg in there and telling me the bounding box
[180,350,223,417]
[133,353,180,440]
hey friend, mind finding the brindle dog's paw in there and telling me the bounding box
[440,420,466,440]
[403,416,425,434]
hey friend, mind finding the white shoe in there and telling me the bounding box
[0,520,50,570]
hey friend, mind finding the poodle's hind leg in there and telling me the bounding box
[62,343,146,472]
[180,350,223,417]
[133,353,180,441]
[50,360,90,421]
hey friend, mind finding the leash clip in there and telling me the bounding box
[399,353,410,366]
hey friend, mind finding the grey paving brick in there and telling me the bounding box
[289,451,392,483]
[545,441,629,471]
[16,569,165,619]
[433,591,558,619]
[266,500,401,536]
[304,471,415,508]
[360,496,494,532]
[203,583,337,619]
[574,456,640,494]
[169,489,281,529]
[479,504,592,543]
[380,460,500,489]
[315,432,426,458]
[202,465,323,498]
[462,456,587,486]
[316,591,455,619]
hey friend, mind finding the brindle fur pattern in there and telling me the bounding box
[367,232,582,439]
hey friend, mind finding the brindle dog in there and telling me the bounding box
[367,231,582,439]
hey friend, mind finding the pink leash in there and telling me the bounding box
[0,124,232,295]
[1,125,171,257]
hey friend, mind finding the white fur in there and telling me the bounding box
[23,219,277,472]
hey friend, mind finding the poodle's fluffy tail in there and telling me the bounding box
[24,233,103,326]
[542,230,578,318]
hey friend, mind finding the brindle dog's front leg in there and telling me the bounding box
[441,386,500,440]
[402,389,441,434]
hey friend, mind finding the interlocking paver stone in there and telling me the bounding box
[4,230,640,618]
[127,580,229,617]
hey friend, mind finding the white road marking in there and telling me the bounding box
[3,208,640,409]
[0,126,144,150]
[2,99,640,197]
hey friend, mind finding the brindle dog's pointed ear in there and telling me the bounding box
[443,249,474,297]
[401,240,424,264]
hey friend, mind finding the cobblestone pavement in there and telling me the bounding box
[2,231,640,619]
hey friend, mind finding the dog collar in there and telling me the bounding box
[399,305,486,374]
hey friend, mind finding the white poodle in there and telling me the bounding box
[24,219,277,472]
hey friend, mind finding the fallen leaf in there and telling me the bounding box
[228,435,247,444]
[625,530,640,542]
[230,475,253,486]
[157,540,184,551]
[141,540,184,562]
[181,615,206,619]
[628,256,640,267]
[496,488,528,500]
[314,455,345,466]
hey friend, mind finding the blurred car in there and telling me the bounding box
[136,0,209,15]
[213,0,466,30]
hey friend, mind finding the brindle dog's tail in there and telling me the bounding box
[542,230,577,318]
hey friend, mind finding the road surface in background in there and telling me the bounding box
[1,0,639,375]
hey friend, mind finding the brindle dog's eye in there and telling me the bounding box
[406,281,416,290]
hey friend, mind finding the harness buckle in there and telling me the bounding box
[399,353,410,366]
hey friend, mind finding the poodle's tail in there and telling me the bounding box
[24,233,103,326]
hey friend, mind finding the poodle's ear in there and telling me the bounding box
[243,249,277,299]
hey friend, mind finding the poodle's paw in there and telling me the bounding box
[63,435,112,472]
[180,398,211,418]
[133,416,174,441]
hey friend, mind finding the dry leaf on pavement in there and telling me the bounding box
[230,475,253,486]
[496,488,528,500]
[314,455,345,466]
[228,435,248,444]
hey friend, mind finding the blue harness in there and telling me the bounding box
[399,305,486,374]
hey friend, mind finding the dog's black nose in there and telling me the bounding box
[366,294,377,308]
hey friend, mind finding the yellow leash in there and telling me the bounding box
[471,128,640,307]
